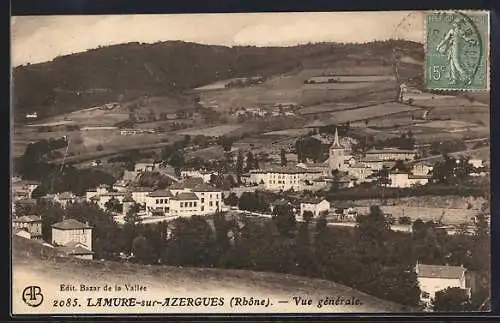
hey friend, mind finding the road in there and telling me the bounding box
[113,209,474,235]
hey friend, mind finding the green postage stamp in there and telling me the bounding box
[425,11,489,91]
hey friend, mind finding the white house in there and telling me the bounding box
[134,160,157,173]
[389,171,430,188]
[299,198,330,218]
[12,215,43,240]
[412,162,434,176]
[181,170,217,183]
[415,263,470,307]
[468,159,484,168]
[249,165,323,191]
[11,179,40,200]
[112,180,129,192]
[145,181,222,217]
[56,241,95,260]
[51,218,93,260]
[95,192,126,210]
[365,148,417,161]
[347,163,374,181]
[146,190,174,215]
[130,186,155,206]
[53,192,77,209]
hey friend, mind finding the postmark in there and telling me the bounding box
[425,11,489,91]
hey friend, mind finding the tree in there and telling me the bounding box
[224,192,239,207]
[235,150,244,183]
[356,205,391,263]
[124,206,141,225]
[303,210,314,222]
[254,156,260,169]
[272,202,296,238]
[132,235,157,264]
[164,216,216,267]
[392,160,409,172]
[104,197,123,213]
[432,287,472,311]
[219,136,234,152]
[245,152,255,172]
[280,148,287,166]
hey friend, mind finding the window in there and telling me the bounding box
[201,206,204,211]
[209,201,213,207]
[210,194,212,198]
[180,202,184,207]
[216,201,219,206]
[216,194,219,199]
[194,202,197,207]
[156,199,159,204]
[201,198,205,203]
[189,202,193,207]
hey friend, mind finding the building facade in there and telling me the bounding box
[249,166,323,191]
[416,263,470,307]
[51,219,93,258]
[299,199,330,218]
[145,183,223,217]
[12,215,43,239]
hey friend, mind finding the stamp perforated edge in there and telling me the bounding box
[423,10,490,92]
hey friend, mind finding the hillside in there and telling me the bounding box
[12,40,422,122]
[12,236,414,314]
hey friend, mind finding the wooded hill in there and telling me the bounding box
[12,40,422,121]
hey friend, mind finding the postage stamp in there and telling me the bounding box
[425,11,489,91]
[10,10,491,317]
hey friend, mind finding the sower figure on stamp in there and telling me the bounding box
[436,16,478,85]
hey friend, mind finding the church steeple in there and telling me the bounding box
[331,127,342,149]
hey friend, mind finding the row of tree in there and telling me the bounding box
[18,198,489,311]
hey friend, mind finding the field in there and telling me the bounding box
[306,102,422,126]
[298,101,388,115]
[262,128,311,136]
[351,206,478,225]
[196,66,398,113]
[176,124,243,137]
[308,75,396,83]
[12,236,410,314]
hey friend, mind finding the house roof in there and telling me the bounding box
[416,264,466,279]
[57,192,75,200]
[366,148,417,154]
[169,177,204,190]
[13,180,41,186]
[350,163,371,169]
[148,190,174,198]
[130,186,155,192]
[251,165,321,174]
[15,198,37,205]
[408,174,432,180]
[57,242,94,255]
[13,215,42,223]
[52,219,93,230]
[173,192,199,201]
[101,192,126,197]
[300,197,327,205]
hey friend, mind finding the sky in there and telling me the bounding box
[11,11,424,67]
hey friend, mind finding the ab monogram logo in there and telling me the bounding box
[22,286,44,307]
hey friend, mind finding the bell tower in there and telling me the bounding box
[329,128,345,173]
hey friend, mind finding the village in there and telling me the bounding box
[11,37,491,312]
